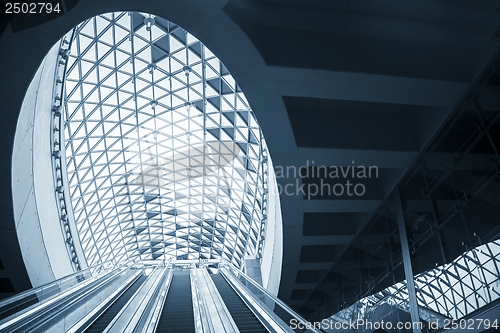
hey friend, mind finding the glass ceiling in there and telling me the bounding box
[62,12,269,268]
[332,239,500,324]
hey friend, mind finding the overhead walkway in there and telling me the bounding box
[0,261,323,333]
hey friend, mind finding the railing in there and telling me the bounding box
[0,262,130,332]
[101,265,160,333]
[220,262,323,333]
[141,265,174,333]
[0,259,328,333]
[0,260,114,322]
[191,266,212,333]
[192,267,240,333]
[61,268,141,333]
[110,261,173,333]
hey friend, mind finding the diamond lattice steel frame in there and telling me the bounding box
[335,239,500,322]
[61,12,269,267]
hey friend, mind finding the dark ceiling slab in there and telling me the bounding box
[284,96,405,112]
[303,212,370,236]
[299,244,341,263]
[284,96,419,151]
[290,289,314,301]
[226,0,495,81]
[295,269,328,284]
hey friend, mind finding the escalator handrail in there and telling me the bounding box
[193,268,240,333]
[140,264,174,333]
[66,269,143,333]
[0,260,115,312]
[129,260,173,333]
[219,267,292,333]
[30,267,138,333]
[191,268,212,333]
[221,262,322,333]
[117,266,169,333]
[0,265,129,332]
[101,264,166,333]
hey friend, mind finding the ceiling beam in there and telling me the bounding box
[298,147,418,169]
[300,236,354,246]
[271,66,469,108]
[303,199,383,213]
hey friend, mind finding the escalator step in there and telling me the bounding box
[85,274,146,333]
[155,274,195,333]
[211,274,268,332]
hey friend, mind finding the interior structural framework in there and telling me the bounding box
[2,2,500,333]
[63,12,273,268]
[11,11,283,297]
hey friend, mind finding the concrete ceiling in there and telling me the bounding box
[1,0,500,322]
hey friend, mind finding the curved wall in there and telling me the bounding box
[12,42,75,287]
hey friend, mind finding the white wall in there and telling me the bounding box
[12,42,74,287]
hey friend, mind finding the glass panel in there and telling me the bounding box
[63,12,269,268]
[0,261,113,322]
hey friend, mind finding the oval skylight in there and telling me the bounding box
[62,12,270,267]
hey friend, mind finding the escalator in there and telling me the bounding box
[0,295,38,321]
[85,274,147,333]
[211,274,268,333]
[155,272,195,333]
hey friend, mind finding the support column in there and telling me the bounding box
[430,195,451,264]
[422,163,450,265]
[395,186,422,333]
